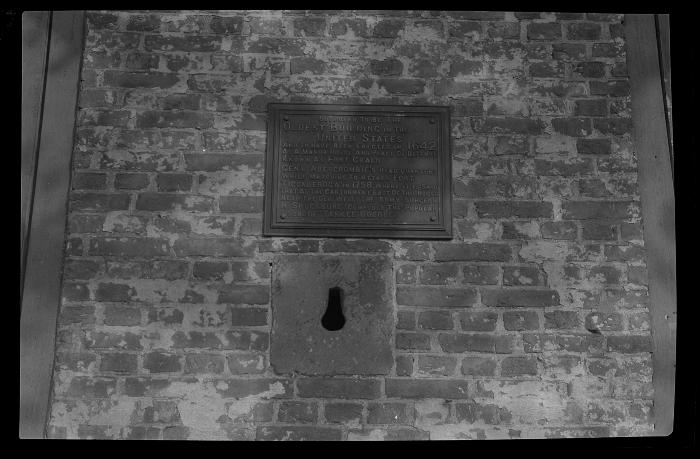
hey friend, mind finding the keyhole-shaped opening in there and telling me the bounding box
[321,287,345,331]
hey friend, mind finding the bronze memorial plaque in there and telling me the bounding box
[263,103,452,239]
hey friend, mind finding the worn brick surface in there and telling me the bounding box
[49,9,651,441]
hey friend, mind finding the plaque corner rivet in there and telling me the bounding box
[429,119,435,124]
[430,216,437,222]
[280,215,286,220]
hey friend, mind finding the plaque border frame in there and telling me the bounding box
[263,103,452,240]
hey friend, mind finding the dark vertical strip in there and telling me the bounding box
[20,11,52,304]
[19,11,85,439]
[655,14,674,180]
[625,14,677,437]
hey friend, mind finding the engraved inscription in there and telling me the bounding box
[264,104,452,239]
[278,114,439,222]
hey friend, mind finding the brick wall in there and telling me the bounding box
[47,10,654,440]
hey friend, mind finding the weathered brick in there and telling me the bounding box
[217,284,269,304]
[230,307,268,326]
[459,311,498,331]
[397,265,417,284]
[136,193,214,211]
[585,312,623,332]
[604,244,645,262]
[256,426,341,441]
[330,18,368,38]
[455,401,512,424]
[434,242,512,262]
[563,201,638,220]
[503,311,539,331]
[574,61,606,78]
[88,237,170,257]
[472,117,545,135]
[419,264,459,285]
[144,35,221,52]
[70,193,130,211]
[396,285,477,308]
[523,333,605,353]
[324,402,363,424]
[575,99,608,117]
[385,378,469,399]
[367,402,412,424]
[143,352,182,373]
[210,16,243,34]
[278,401,318,424]
[376,78,425,95]
[184,353,225,374]
[156,173,193,192]
[373,19,405,38]
[607,335,653,354]
[100,353,138,373]
[192,261,228,280]
[370,58,404,76]
[567,23,602,40]
[104,305,141,326]
[219,196,263,213]
[294,17,326,37]
[581,221,618,240]
[418,311,454,330]
[396,332,431,350]
[461,357,497,376]
[503,266,547,286]
[461,265,500,285]
[323,239,391,253]
[527,23,561,40]
[544,310,580,329]
[297,378,381,399]
[59,305,96,325]
[501,356,538,376]
[103,70,180,89]
[475,201,552,218]
[114,173,149,190]
[438,333,513,353]
[593,118,633,135]
[72,172,107,190]
[551,118,592,137]
[395,355,414,377]
[417,355,457,377]
[173,238,252,257]
[481,288,560,307]
[577,138,611,155]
